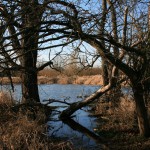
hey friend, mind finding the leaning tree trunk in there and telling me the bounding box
[60,76,125,119]
[132,83,150,137]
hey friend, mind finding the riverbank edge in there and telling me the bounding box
[0,75,103,85]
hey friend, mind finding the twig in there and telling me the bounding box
[43,99,71,105]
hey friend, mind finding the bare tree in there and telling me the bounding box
[0,0,150,137]
[46,0,150,137]
[0,0,74,102]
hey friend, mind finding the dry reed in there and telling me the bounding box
[95,96,136,130]
[0,91,73,150]
[94,95,150,149]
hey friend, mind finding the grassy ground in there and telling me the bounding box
[94,96,150,150]
[0,91,73,150]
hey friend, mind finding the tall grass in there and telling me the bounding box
[94,95,150,149]
[0,91,73,150]
[95,96,137,130]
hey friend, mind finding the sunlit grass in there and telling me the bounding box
[38,67,101,77]
[0,68,102,85]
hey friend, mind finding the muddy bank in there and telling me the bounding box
[0,75,103,85]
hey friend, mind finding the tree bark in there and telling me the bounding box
[59,84,112,119]
[20,0,41,103]
[102,59,109,86]
[20,26,40,103]
[21,70,39,103]
[132,83,150,137]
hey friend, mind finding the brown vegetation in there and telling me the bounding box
[0,77,21,84]
[38,68,60,78]
[0,92,150,149]
[38,75,102,85]
[0,68,103,85]
[38,68,101,77]
[0,91,73,150]
[93,96,150,149]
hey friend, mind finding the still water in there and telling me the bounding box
[1,84,103,149]
[1,84,131,149]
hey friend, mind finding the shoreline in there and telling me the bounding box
[0,75,103,85]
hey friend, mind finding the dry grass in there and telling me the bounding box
[64,67,102,77]
[38,69,60,78]
[0,91,73,150]
[95,96,136,130]
[0,75,103,85]
[94,96,150,149]
[0,77,21,84]
[38,67,101,77]
[38,68,102,85]
[37,75,75,84]
[38,75,103,85]
[75,75,102,85]
[0,67,102,85]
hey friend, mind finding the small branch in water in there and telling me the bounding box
[43,99,71,105]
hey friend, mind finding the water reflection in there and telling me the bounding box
[47,108,109,149]
[62,118,102,142]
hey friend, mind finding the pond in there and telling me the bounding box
[1,84,132,149]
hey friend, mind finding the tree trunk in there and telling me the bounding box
[19,0,41,103]
[101,59,122,106]
[21,70,39,103]
[132,83,150,137]
[20,29,40,103]
[101,59,109,86]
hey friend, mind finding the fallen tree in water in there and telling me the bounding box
[59,75,126,119]
[43,66,127,119]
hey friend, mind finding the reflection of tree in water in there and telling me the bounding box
[44,92,109,149]
[62,118,102,141]
[48,112,109,149]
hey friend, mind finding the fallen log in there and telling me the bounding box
[60,77,127,119]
